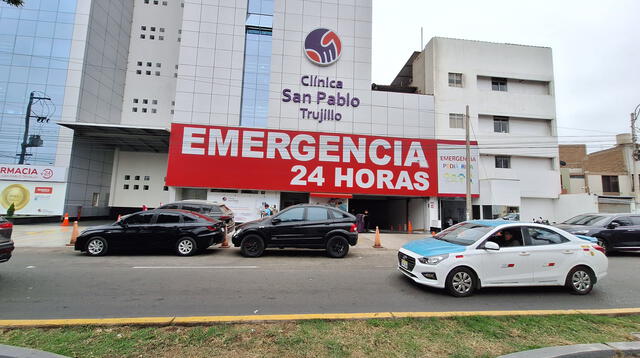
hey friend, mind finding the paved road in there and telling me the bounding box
[0,243,638,320]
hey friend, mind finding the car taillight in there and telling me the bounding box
[592,244,606,254]
[0,222,12,229]
[219,215,231,221]
[206,226,219,231]
[350,223,357,232]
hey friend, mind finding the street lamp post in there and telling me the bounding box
[631,104,640,206]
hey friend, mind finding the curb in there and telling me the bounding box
[498,341,640,358]
[0,344,69,358]
[0,308,639,328]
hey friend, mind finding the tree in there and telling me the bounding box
[2,0,23,6]
[6,203,15,217]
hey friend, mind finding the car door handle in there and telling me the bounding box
[563,250,574,254]
[519,252,530,256]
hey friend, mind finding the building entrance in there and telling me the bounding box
[349,195,409,232]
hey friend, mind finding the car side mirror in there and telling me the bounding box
[483,241,500,251]
[271,218,281,225]
[608,222,620,229]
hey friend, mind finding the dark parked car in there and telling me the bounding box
[554,213,640,254]
[158,200,235,232]
[231,204,358,258]
[74,209,225,256]
[0,216,14,263]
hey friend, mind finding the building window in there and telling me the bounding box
[132,107,138,112]
[602,175,620,193]
[92,193,100,207]
[491,77,507,92]
[493,116,509,133]
[449,113,465,129]
[124,175,131,180]
[495,156,511,169]
[143,185,149,190]
[164,186,169,191]
[144,176,150,180]
[134,185,140,190]
[448,72,463,87]
[151,108,157,113]
[136,70,142,74]
[152,100,158,105]
[240,28,273,128]
[135,176,141,180]
[133,98,139,103]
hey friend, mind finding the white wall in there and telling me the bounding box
[520,197,555,223]
[555,194,599,223]
[172,0,437,139]
[422,37,559,219]
[109,151,171,208]
[408,197,427,231]
[120,0,183,128]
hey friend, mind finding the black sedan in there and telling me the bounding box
[74,209,226,256]
[0,216,14,263]
[231,204,358,258]
[591,225,640,255]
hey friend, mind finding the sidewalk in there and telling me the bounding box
[11,220,111,247]
[11,221,431,249]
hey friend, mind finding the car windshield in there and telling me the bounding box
[562,214,609,226]
[434,222,493,246]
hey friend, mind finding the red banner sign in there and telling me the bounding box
[167,124,475,197]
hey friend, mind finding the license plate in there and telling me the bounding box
[401,259,408,269]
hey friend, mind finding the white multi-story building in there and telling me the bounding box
[392,38,560,222]
[0,1,562,228]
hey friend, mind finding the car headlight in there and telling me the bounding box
[571,230,589,235]
[418,254,449,265]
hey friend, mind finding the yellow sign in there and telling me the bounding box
[0,184,30,210]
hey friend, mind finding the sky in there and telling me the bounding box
[371,0,640,151]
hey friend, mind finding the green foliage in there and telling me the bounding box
[6,202,15,217]
[2,0,23,7]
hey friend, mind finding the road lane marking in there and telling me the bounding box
[132,266,258,269]
[1,308,640,328]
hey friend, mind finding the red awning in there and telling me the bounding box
[310,193,353,199]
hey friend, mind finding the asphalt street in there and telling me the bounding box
[0,244,638,320]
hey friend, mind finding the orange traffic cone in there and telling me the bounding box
[408,220,413,234]
[66,221,79,246]
[431,231,436,236]
[220,227,230,248]
[373,226,383,248]
[61,212,70,226]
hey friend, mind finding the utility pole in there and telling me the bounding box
[632,110,640,205]
[465,105,472,221]
[18,91,51,164]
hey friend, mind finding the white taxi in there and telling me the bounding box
[398,220,608,297]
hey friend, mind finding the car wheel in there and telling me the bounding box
[86,237,108,256]
[175,237,198,256]
[326,236,349,258]
[595,238,610,255]
[445,267,476,297]
[566,266,595,295]
[240,235,265,257]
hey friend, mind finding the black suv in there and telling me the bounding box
[231,204,358,258]
[0,216,14,263]
[553,213,640,254]
[158,200,235,232]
